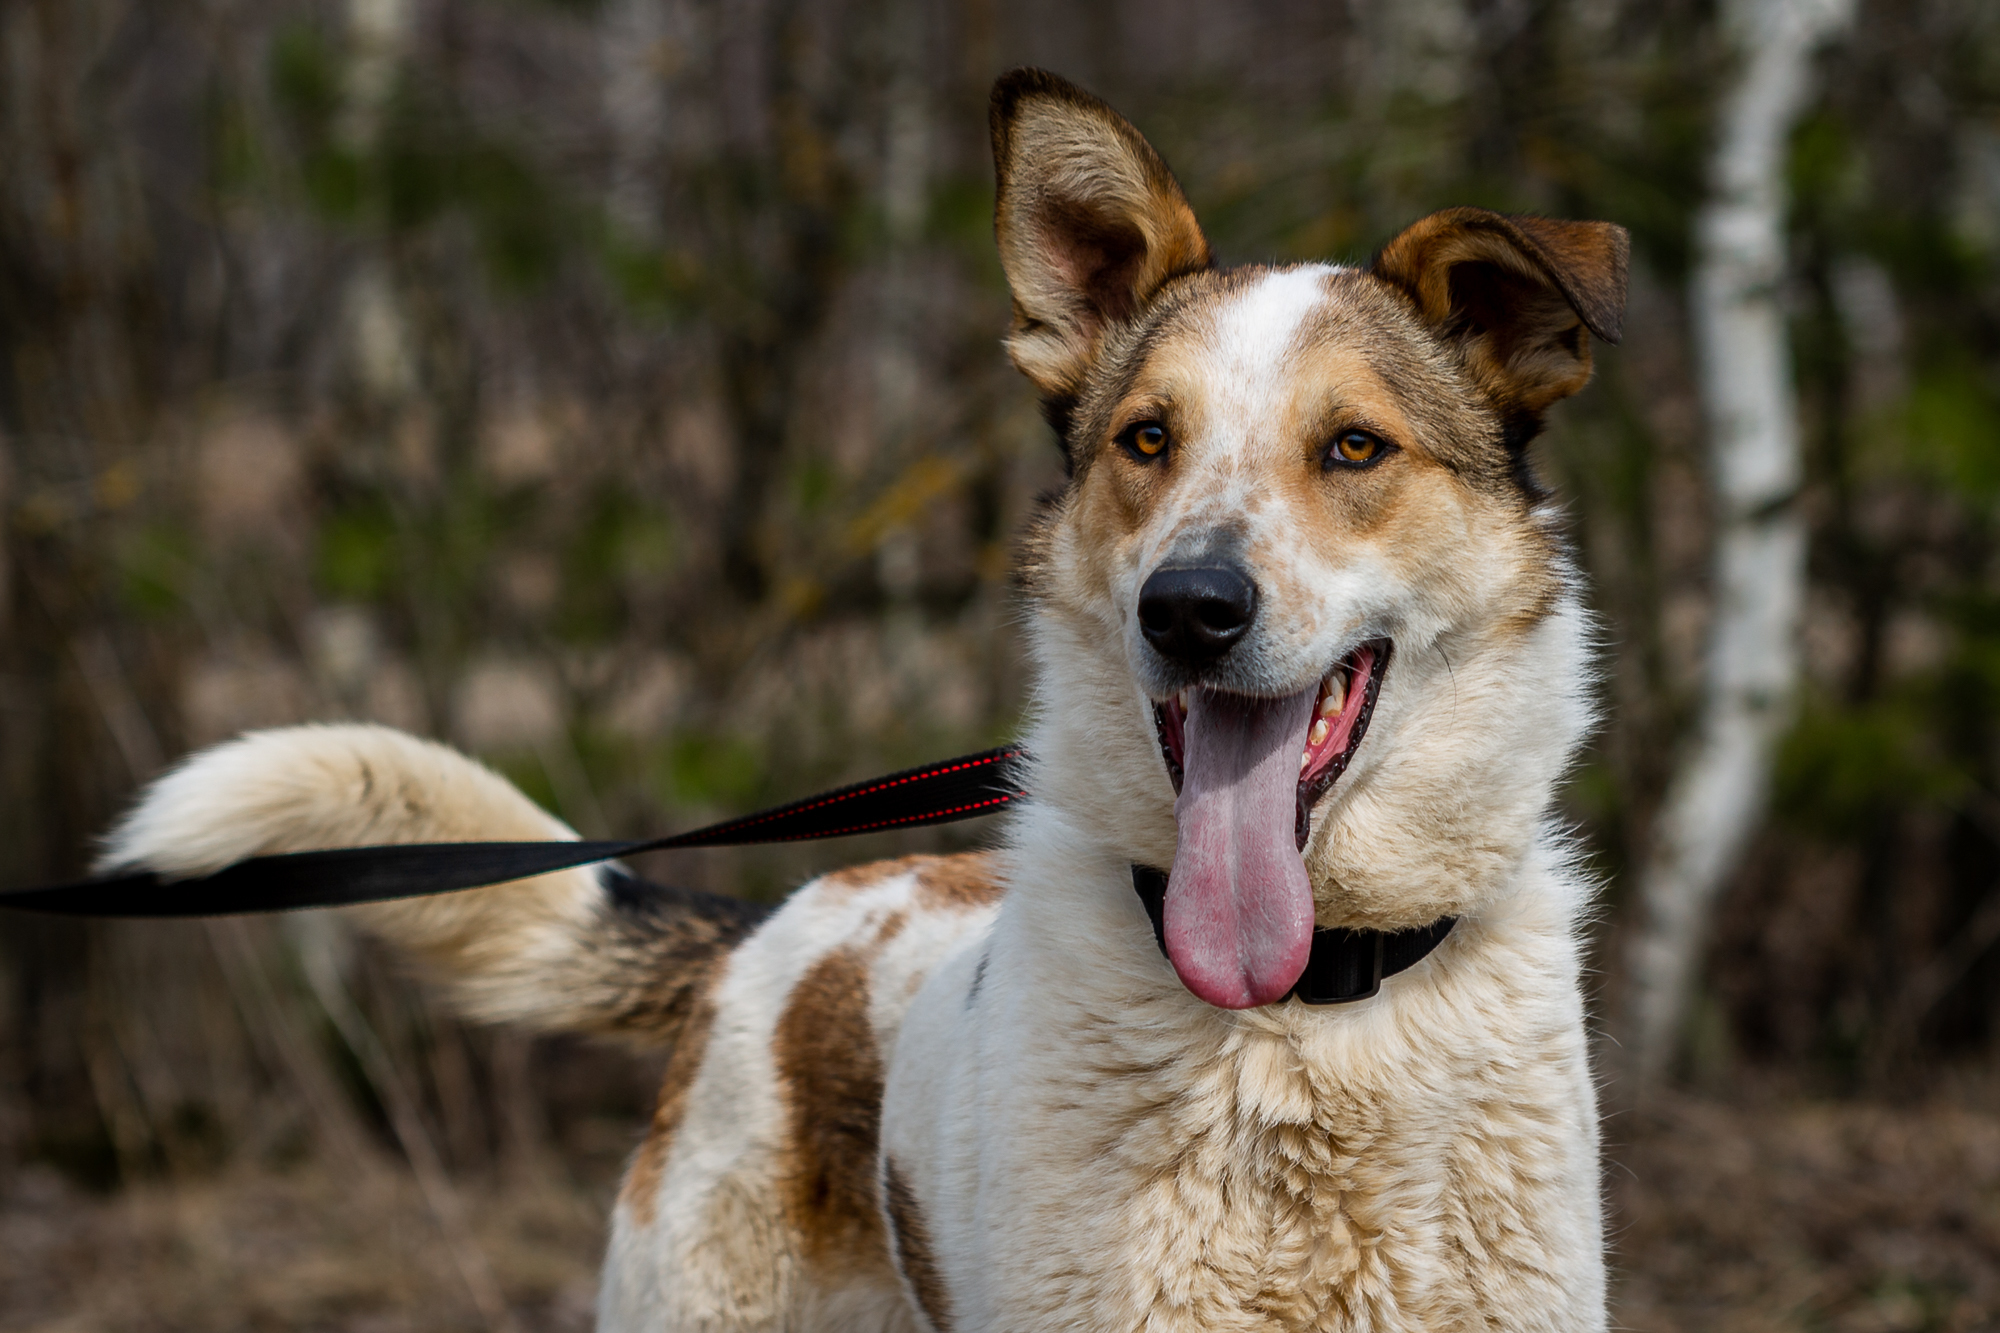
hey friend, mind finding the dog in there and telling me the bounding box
[100,68,1626,1332]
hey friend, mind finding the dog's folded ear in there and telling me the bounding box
[1373,208,1629,426]
[990,69,1212,396]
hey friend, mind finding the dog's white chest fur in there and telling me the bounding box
[883,836,1603,1333]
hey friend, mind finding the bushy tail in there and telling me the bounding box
[98,723,766,1042]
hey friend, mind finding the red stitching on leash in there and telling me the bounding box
[708,752,1012,832]
[767,793,1020,840]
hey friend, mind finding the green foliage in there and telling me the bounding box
[1773,691,1969,838]
[1790,113,1866,222]
[556,488,678,643]
[1863,209,1987,299]
[790,457,836,516]
[1895,363,2000,501]
[492,751,563,818]
[269,24,342,139]
[116,522,198,617]
[614,512,678,580]
[595,225,699,319]
[1564,757,1625,835]
[928,175,1001,275]
[262,13,738,311]
[1792,113,1990,305]
[392,136,564,291]
[1599,129,1710,276]
[654,731,765,809]
[1938,589,2000,751]
[205,85,264,200]
[315,504,399,600]
[267,20,569,291]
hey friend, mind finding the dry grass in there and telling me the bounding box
[0,1160,605,1333]
[1612,1086,2000,1333]
[4,1087,1999,1331]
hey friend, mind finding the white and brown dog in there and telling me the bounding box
[102,69,1627,1332]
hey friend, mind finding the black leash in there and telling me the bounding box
[0,740,1450,1009]
[0,745,1028,918]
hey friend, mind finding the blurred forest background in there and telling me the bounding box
[4,0,2000,1329]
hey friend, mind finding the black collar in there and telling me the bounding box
[1130,865,1454,1005]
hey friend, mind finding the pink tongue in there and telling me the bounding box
[1164,687,1318,1009]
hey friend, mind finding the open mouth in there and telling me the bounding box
[1145,640,1392,1010]
[1152,639,1391,844]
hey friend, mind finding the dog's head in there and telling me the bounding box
[992,70,1627,1009]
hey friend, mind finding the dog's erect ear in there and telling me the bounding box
[1373,208,1629,424]
[990,69,1212,396]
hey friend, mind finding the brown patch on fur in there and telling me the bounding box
[815,856,944,895]
[620,980,723,1227]
[816,860,905,894]
[814,853,1005,913]
[913,851,1004,910]
[872,908,909,946]
[884,1158,953,1331]
[773,947,894,1277]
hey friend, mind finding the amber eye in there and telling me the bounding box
[1123,421,1170,460]
[1326,430,1387,469]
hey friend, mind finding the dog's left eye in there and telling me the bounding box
[1325,431,1389,469]
[1121,421,1170,460]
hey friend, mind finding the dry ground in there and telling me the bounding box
[0,1161,604,1333]
[1611,1084,2000,1333]
[1,1088,1997,1332]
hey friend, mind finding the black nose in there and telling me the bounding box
[1138,565,1258,665]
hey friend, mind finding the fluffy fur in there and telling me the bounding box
[99,69,1627,1332]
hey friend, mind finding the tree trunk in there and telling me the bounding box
[602,0,670,242]
[1620,0,1856,1092]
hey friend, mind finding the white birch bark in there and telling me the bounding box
[340,0,416,402]
[1621,0,1856,1090]
[602,0,671,242]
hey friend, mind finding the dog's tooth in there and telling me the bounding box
[1309,718,1329,747]
[1177,690,1188,713]
[1301,750,1311,772]
[1321,675,1346,716]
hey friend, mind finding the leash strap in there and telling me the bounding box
[0,745,1028,919]
[1129,865,1454,1005]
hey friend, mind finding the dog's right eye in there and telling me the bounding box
[1324,430,1390,469]
[1121,421,1170,461]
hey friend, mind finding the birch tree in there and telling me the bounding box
[341,0,416,402]
[1621,0,1857,1091]
[602,0,673,244]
